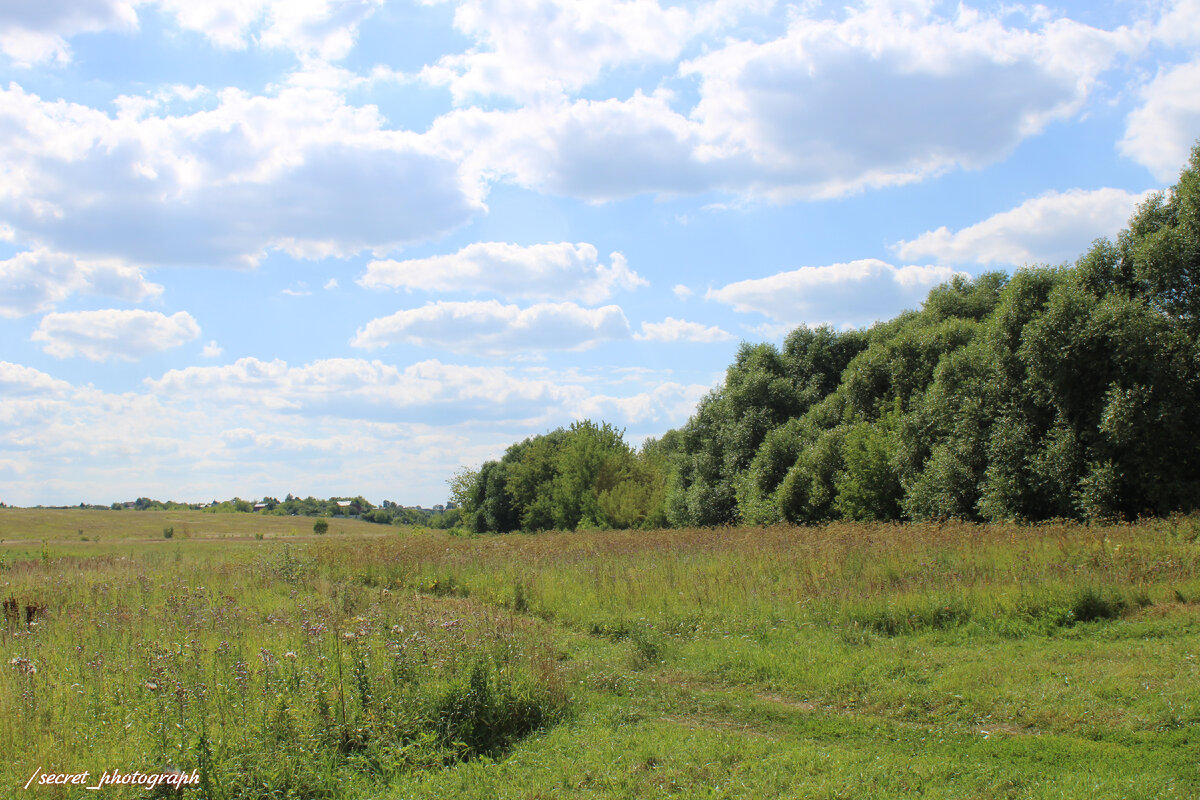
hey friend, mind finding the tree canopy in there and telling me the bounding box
[458,144,1200,532]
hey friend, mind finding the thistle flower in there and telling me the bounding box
[9,657,35,675]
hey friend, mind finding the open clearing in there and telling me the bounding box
[2,510,1198,798]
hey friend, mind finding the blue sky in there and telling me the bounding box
[1,0,1198,506]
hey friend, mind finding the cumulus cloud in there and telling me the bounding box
[1151,0,1200,48]
[201,340,223,358]
[145,356,712,432]
[895,188,1155,267]
[422,0,710,104]
[32,309,200,361]
[0,83,480,270]
[431,3,1131,201]
[0,249,161,317]
[149,356,581,414]
[672,284,693,300]
[0,0,384,65]
[568,380,712,425]
[684,3,1132,199]
[0,354,713,504]
[707,259,961,328]
[359,242,646,303]
[0,361,72,396]
[430,91,725,201]
[1121,61,1200,182]
[635,317,732,342]
[154,0,385,60]
[0,0,137,66]
[351,300,631,355]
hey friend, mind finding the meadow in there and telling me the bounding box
[2,509,1199,798]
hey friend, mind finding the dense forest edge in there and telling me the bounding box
[457,144,1200,532]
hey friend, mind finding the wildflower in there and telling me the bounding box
[9,657,35,675]
[284,651,297,660]
[232,660,249,689]
[146,681,159,691]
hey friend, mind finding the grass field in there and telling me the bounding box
[0,508,385,549]
[2,510,1199,798]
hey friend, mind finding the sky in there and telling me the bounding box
[0,0,1198,507]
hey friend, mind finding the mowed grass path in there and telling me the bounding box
[2,511,1199,798]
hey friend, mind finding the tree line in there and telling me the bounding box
[456,144,1200,531]
[110,495,462,529]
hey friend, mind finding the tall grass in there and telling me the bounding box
[3,513,1199,798]
[0,542,567,798]
[312,516,1200,639]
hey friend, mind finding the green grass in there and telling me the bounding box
[0,507,388,551]
[2,513,1199,798]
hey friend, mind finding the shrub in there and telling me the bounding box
[1070,586,1125,623]
[313,519,329,535]
[434,661,563,760]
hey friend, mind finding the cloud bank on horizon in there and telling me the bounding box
[0,0,1196,506]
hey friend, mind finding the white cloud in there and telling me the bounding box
[149,356,579,412]
[1152,0,1200,48]
[0,0,383,66]
[0,354,712,505]
[153,0,385,60]
[672,284,693,300]
[145,356,712,434]
[0,83,480,269]
[0,0,137,66]
[201,340,223,358]
[431,3,1130,202]
[568,380,712,425]
[635,317,732,342]
[360,242,646,303]
[895,188,1155,267]
[1121,61,1200,182]
[430,91,721,201]
[678,3,1132,200]
[421,0,696,103]
[707,259,961,328]
[351,300,631,355]
[32,309,200,361]
[0,361,71,396]
[323,278,338,290]
[0,249,161,317]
